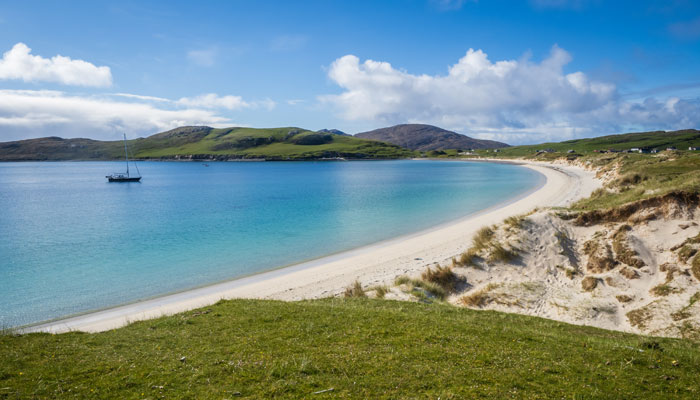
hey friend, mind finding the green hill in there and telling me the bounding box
[477,129,700,157]
[0,126,415,161]
[3,298,699,398]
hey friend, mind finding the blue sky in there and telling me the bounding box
[0,0,699,144]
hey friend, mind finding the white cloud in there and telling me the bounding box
[177,93,276,111]
[321,46,700,143]
[177,93,249,110]
[0,89,232,141]
[0,43,112,87]
[111,92,171,102]
[187,47,217,67]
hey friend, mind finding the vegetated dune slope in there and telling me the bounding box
[374,154,700,339]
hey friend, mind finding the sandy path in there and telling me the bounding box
[25,160,600,333]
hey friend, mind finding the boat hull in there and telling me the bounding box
[106,176,141,182]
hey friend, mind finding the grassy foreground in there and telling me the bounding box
[2,299,699,399]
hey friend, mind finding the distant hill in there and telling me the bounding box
[354,124,509,151]
[0,126,415,161]
[317,129,349,136]
[486,129,700,157]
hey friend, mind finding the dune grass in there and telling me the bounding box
[420,265,460,292]
[395,275,448,300]
[692,254,700,281]
[2,298,700,399]
[343,280,366,298]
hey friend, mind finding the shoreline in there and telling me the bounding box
[25,159,600,334]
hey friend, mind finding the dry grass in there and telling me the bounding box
[627,304,656,330]
[459,283,501,308]
[373,285,389,299]
[343,280,366,298]
[612,225,645,268]
[583,239,617,273]
[555,264,576,279]
[671,292,700,321]
[421,265,461,292]
[581,276,599,291]
[691,254,700,281]
[678,245,698,264]
[620,267,640,280]
[458,224,522,267]
[504,214,528,230]
[616,294,633,303]
[487,243,519,263]
[472,226,495,251]
[671,310,692,321]
[458,249,479,267]
[650,284,682,297]
[395,275,449,301]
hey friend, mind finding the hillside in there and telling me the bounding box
[3,298,699,398]
[355,124,509,151]
[480,129,700,158]
[0,126,414,161]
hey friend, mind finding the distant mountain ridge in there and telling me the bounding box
[0,126,414,161]
[317,129,349,136]
[354,124,509,151]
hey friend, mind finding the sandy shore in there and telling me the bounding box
[26,159,600,333]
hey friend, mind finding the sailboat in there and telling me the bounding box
[106,134,141,182]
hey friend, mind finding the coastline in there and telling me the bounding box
[25,159,601,334]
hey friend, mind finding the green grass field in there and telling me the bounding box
[473,129,700,158]
[2,299,699,399]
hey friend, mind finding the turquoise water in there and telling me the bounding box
[0,160,541,327]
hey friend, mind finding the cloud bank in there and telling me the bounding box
[0,90,267,141]
[0,43,112,87]
[322,46,700,143]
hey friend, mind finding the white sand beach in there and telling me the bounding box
[26,160,600,333]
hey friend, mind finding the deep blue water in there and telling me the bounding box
[0,160,541,327]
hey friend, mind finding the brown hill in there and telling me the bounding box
[354,124,509,151]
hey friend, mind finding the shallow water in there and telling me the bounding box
[0,160,541,327]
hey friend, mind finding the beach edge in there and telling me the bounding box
[24,159,600,333]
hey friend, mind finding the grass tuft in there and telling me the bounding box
[343,280,366,298]
[459,283,501,307]
[373,285,389,299]
[488,243,519,263]
[504,214,529,230]
[650,284,681,297]
[612,225,645,268]
[678,245,698,264]
[458,248,480,267]
[691,254,700,281]
[472,226,495,251]
[421,265,460,292]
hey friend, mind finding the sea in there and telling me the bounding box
[0,160,542,327]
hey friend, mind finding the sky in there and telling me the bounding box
[0,0,699,144]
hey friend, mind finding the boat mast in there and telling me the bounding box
[123,133,129,177]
